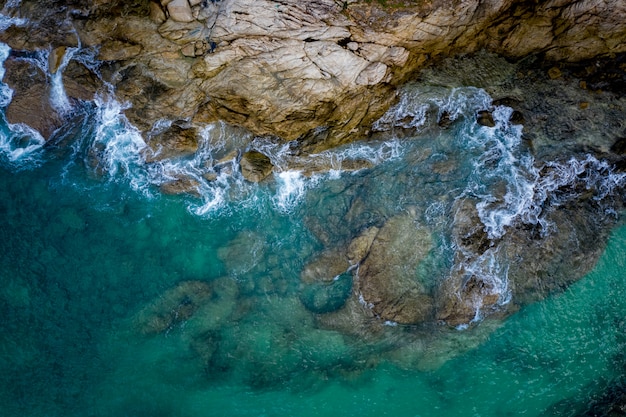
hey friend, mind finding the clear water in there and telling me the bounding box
[0,44,625,417]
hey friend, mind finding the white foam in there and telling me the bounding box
[91,94,149,191]
[0,43,46,166]
[0,123,45,165]
[373,86,493,132]
[273,170,310,213]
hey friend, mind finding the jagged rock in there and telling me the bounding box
[112,63,204,132]
[504,201,609,306]
[436,268,503,327]
[357,213,434,324]
[62,60,102,102]
[239,151,273,182]
[149,1,167,24]
[5,0,626,148]
[347,226,379,266]
[134,280,213,334]
[435,198,502,327]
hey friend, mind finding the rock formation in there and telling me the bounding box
[0,0,625,148]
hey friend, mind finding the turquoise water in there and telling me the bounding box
[1,46,626,416]
[0,140,625,416]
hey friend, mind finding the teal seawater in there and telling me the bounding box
[0,126,625,417]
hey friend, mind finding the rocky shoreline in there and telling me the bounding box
[1,0,625,151]
[1,0,626,379]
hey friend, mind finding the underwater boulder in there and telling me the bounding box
[299,270,353,314]
[299,249,352,314]
[347,226,379,265]
[356,212,435,324]
[134,280,212,334]
[300,249,350,284]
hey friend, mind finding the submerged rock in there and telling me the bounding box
[356,212,434,324]
[299,270,353,314]
[134,280,213,334]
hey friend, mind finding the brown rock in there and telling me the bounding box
[300,250,349,284]
[181,42,196,57]
[146,124,199,160]
[149,1,167,24]
[548,66,562,79]
[167,0,195,23]
[436,270,502,327]
[239,151,273,182]
[477,110,496,127]
[5,0,626,154]
[159,176,201,195]
[48,46,66,74]
[61,60,102,102]
[97,40,143,61]
[347,226,379,265]
[357,213,434,324]
[3,58,63,139]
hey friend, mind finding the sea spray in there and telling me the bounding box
[372,85,626,324]
[272,170,310,213]
[464,104,536,239]
[90,94,149,192]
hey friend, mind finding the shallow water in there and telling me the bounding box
[0,43,625,416]
[0,152,624,416]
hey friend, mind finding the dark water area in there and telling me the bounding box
[0,33,626,417]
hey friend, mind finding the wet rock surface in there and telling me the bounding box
[239,150,273,183]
